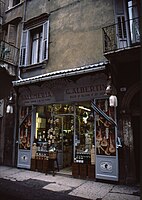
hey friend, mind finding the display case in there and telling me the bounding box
[95,98,118,181]
[95,99,116,156]
[19,106,32,150]
[74,104,94,164]
[72,104,95,179]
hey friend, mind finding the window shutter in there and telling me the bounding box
[41,20,49,61]
[8,0,13,9]
[115,0,129,48]
[19,30,29,67]
[7,24,17,45]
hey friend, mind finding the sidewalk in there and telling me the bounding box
[0,165,140,200]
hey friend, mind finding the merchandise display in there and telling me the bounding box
[19,106,32,150]
[95,99,116,156]
[19,102,95,178]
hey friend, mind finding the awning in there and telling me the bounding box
[12,61,108,87]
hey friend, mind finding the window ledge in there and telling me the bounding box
[5,2,24,13]
[20,61,47,72]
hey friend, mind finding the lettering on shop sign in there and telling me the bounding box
[18,85,55,106]
[18,73,107,105]
[64,73,107,101]
[66,84,105,94]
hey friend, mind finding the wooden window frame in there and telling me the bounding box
[19,20,49,67]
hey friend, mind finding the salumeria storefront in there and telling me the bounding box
[13,62,119,181]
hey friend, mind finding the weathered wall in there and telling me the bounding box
[3,0,115,77]
[22,0,114,77]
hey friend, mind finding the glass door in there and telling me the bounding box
[74,103,94,164]
[53,114,74,169]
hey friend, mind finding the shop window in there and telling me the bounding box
[74,103,94,164]
[19,106,32,150]
[20,21,49,67]
[95,99,116,156]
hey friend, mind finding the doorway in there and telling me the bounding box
[54,114,74,172]
[131,115,140,183]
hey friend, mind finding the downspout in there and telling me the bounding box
[12,0,27,166]
[12,90,18,166]
[17,0,27,80]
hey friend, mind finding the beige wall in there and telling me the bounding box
[5,0,115,77]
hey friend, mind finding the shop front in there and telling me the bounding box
[16,70,119,181]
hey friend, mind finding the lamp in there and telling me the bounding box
[105,75,112,95]
[105,75,118,107]
[109,95,118,107]
[6,105,13,113]
[6,95,14,114]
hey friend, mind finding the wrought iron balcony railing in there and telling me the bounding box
[0,40,19,66]
[103,17,140,53]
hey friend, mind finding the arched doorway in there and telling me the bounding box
[130,92,140,183]
[121,82,140,184]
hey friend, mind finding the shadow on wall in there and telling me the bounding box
[0,67,13,99]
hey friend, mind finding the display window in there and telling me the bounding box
[95,99,116,156]
[19,106,32,150]
[74,103,94,164]
[30,102,94,168]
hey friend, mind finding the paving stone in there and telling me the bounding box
[0,166,140,200]
[69,181,114,200]
[103,192,140,200]
[43,183,72,192]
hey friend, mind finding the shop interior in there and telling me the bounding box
[19,97,118,177]
[19,102,94,174]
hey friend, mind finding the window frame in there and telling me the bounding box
[8,0,21,9]
[19,20,49,67]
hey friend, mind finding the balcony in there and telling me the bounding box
[0,40,19,66]
[103,17,140,55]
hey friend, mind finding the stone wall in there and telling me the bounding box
[22,0,114,77]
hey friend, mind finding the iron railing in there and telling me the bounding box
[0,40,19,66]
[103,17,140,53]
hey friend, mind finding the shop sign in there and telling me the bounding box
[18,85,55,106]
[64,73,107,101]
[18,73,107,105]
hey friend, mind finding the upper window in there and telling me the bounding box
[20,21,49,67]
[8,0,21,9]
[13,0,20,6]
[127,0,140,43]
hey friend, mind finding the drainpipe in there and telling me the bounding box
[17,0,27,80]
[12,0,27,166]
[12,90,18,166]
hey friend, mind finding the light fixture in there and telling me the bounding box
[104,75,112,95]
[6,94,14,114]
[109,95,118,107]
[6,105,13,113]
[105,75,118,107]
